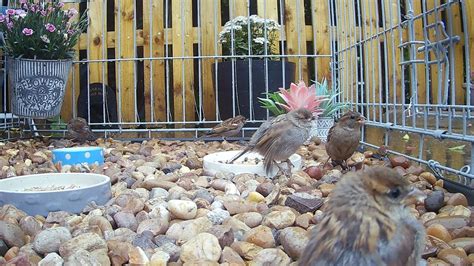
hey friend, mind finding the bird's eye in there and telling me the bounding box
[388,188,401,199]
[350,115,355,119]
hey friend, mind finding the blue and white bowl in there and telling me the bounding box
[52,146,104,167]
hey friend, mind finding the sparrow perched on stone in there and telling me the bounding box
[229,108,315,176]
[198,115,246,140]
[66,117,96,143]
[299,166,426,266]
[324,111,365,170]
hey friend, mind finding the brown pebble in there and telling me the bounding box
[451,226,474,239]
[319,183,335,197]
[426,257,450,266]
[437,248,470,266]
[389,155,410,168]
[295,213,312,229]
[424,216,470,230]
[448,238,474,254]
[304,166,324,180]
[426,224,452,243]
[447,193,468,207]
[420,172,437,186]
[434,179,444,188]
[4,246,19,261]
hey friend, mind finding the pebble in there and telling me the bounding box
[180,233,221,262]
[233,212,263,228]
[150,250,170,265]
[207,208,231,225]
[243,225,275,248]
[389,155,410,168]
[279,227,309,260]
[419,172,437,185]
[425,191,445,212]
[437,248,470,266]
[65,249,101,265]
[447,193,469,207]
[448,238,474,254]
[113,211,138,231]
[59,232,107,258]
[319,183,336,197]
[167,200,198,220]
[230,241,263,260]
[19,216,42,237]
[250,248,291,265]
[425,216,470,230]
[220,246,245,264]
[0,220,25,247]
[38,252,64,266]
[452,226,474,238]
[285,192,323,213]
[165,217,212,244]
[107,240,133,265]
[262,210,296,229]
[207,225,234,248]
[33,227,72,254]
[246,191,265,203]
[129,246,150,265]
[256,182,274,197]
[0,240,7,256]
[426,224,452,243]
[132,230,157,250]
[137,218,169,235]
[150,187,170,199]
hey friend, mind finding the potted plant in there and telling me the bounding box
[215,15,295,121]
[259,79,347,142]
[0,0,88,118]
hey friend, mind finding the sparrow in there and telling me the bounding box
[66,117,97,143]
[229,108,315,176]
[198,115,246,140]
[324,111,365,170]
[299,166,426,266]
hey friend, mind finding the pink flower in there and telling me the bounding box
[6,21,13,30]
[19,0,27,4]
[45,23,56,32]
[57,2,64,8]
[22,27,33,36]
[67,29,75,35]
[6,9,15,15]
[40,10,47,16]
[276,81,328,117]
[0,15,5,23]
[67,8,78,18]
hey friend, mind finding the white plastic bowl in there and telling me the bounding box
[0,173,112,216]
[203,150,302,178]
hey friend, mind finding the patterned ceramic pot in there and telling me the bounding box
[308,116,334,142]
[8,57,72,118]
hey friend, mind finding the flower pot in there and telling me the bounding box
[8,57,73,119]
[314,116,334,142]
[213,59,295,121]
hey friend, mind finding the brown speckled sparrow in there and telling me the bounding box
[67,117,96,143]
[325,111,365,170]
[299,166,426,266]
[198,115,246,140]
[229,108,315,176]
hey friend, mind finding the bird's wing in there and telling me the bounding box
[255,121,294,173]
[326,123,337,143]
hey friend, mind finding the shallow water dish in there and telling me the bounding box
[52,146,104,166]
[203,150,302,178]
[0,173,112,216]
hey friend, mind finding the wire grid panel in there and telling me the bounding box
[21,0,332,140]
[331,0,474,182]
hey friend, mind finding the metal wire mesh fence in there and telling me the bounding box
[0,0,473,184]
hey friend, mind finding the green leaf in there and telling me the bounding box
[448,145,465,151]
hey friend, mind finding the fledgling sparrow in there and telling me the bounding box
[324,111,365,170]
[66,117,97,143]
[198,115,246,140]
[299,166,426,266]
[229,108,315,176]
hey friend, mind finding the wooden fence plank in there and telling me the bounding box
[466,0,474,86]
[61,2,81,121]
[200,0,221,121]
[361,0,384,146]
[88,0,108,85]
[257,0,280,55]
[172,0,195,124]
[143,0,165,122]
[311,0,331,82]
[426,0,442,104]
[231,0,248,17]
[383,1,402,106]
[412,0,427,104]
[115,0,136,123]
[285,0,308,82]
[450,2,465,105]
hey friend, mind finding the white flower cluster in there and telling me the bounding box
[218,15,281,43]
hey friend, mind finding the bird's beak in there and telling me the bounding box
[402,187,426,205]
[358,116,366,125]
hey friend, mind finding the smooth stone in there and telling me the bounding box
[222,217,251,241]
[167,200,198,220]
[59,232,107,258]
[19,216,42,238]
[90,248,111,266]
[132,231,158,250]
[279,227,309,260]
[38,252,64,266]
[165,217,213,244]
[243,225,275,248]
[262,210,296,229]
[107,240,133,265]
[88,215,113,234]
[295,213,312,229]
[156,241,181,262]
[46,211,70,223]
[426,224,452,243]
[220,246,245,264]
[129,246,150,265]
[0,240,7,256]
[150,188,170,199]
[233,212,263,228]
[180,233,221,263]
[137,218,169,236]
[246,192,265,203]
[319,183,336,197]
[424,191,445,212]
[448,238,474,254]
[425,216,470,230]
[113,211,138,231]
[115,193,145,214]
[0,221,25,247]
[285,193,323,214]
[33,227,72,254]
[150,250,170,265]
[230,241,263,260]
[249,248,291,265]
[420,172,437,185]
[207,225,235,248]
[207,208,231,225]
[389,156,410,168]
[64,249,101,265]
[447,193,468,207]
[256,182,274,197]
[452,227,474,238]
[437,248,470,266]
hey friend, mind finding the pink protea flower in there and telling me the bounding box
[276,80,328,117]
[45,23,56,32]
[6,9,15,16]
[22,27,33,36]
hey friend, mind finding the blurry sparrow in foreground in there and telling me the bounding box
[198,115,246,140]
[299,166,426,266]
[67,117,96,143]
[229,108,315,176]
[325,111,365,170]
